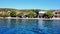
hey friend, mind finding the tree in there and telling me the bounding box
[17,12,24,18]
[44,10,54,18]
[31,9,40,17]
[10,10,16,17]
[27,11,37,18]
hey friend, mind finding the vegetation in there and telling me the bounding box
[27,11,37,18]
[0,14,2,17]
[0,8,58,18]
[30,9,40,17]
[2,14,9,17]
[0,8,18,11]
[44,10,54,18]
[10,10,16,17]
[17,12,24,18]
[0,13,9,18]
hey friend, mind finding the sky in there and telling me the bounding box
[0,0,60,10]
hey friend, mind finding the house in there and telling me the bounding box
[38,11,46,18]
[53,10,60,18]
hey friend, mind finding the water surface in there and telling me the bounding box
[0,19,60,34]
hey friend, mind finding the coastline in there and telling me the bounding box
[0,17,60,20]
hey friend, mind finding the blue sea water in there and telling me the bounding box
[0,19,60,34]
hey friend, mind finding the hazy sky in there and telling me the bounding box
[0,0,60,10]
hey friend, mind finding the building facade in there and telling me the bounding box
[53,10,60,18]
[38,11,46,18]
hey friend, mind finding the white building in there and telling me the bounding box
[39,11,46,18]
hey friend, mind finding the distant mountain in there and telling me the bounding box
[0,8,41,12]
[0,8,19,11]
[0,8,59,12]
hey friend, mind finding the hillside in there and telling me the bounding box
[0,8,19,11]
[0,8,41,12]
[0,8,59,12]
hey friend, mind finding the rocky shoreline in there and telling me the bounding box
[0,17,60,20]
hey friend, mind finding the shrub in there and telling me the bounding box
[2,14,9,17]
[27,11,37,18]
[10,10,16,17]
[17,12,24,18]
[44,11,54,18]
[0,14,3,17]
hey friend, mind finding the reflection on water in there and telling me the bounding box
[43,20,53,34]
[43,20,53,28]
[0,19,60,34]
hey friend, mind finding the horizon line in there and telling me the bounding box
[0,7,60,10]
